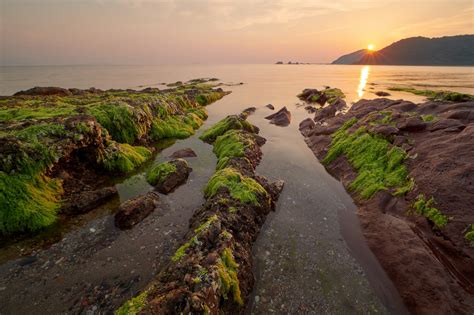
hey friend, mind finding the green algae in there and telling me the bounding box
[413,195,448,228]
[172,215,218,262]
[0,173,63,235]
[324,88,345,105]
[199,116,257,143]
[146,161,178,186]
[217,248,243,306]
[204,168,268,205]
[213,130,253,164]
[323,118,411,199]
[421,114,438,122]
[115,289,149,315]
[1,85,228,237]
[387,87,474,102]
[101,142,152,173]
[150,116,195,140]
[465,224,474,243]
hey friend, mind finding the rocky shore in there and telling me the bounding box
[117,112,284,314]
[299,90,474,313]
[0,80,229,238]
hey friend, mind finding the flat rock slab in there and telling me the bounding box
[115,191,159,229]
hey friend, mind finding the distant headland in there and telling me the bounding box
[332,34,474,66]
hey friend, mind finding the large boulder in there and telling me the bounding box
[146,159,192,194]
[115,191,159,229]
[264,106,291,126]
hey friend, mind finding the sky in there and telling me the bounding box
[1,0,473,65]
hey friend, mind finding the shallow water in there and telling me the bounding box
[0,64,473,314]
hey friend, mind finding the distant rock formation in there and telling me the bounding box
[331,49,369,65]
[332,35,474,66]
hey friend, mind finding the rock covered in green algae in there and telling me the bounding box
[119,111,284,314]
[297,87,345,106]
[146,159,192,194]
[0,81,229,236]
[199,115,258,143]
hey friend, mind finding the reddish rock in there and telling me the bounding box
[62,187,118,215]
[114,191,159,229]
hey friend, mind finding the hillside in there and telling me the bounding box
[332,35,474,66]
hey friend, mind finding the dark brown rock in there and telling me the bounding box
[397,116,426,132]
[375,91,391,97]
[154,159,192,194]
[62,186,118,215]
[264,106,291,126]
[115,191,159,229]
[372,124,399,137]
[299,96,474,314]
[265,104,275,110]
[169,148,197,159]
[14,86,72,96]
[428,119,465,132]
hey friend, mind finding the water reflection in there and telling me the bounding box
[357,66,370,99]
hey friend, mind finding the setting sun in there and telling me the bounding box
[367,44,375,51]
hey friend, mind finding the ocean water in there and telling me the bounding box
[0,64,472,313]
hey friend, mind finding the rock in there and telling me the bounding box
[242,107,257,115]
[428,119,465,132]
[304,105,317,113]
[397,116,426,132]
[264,106,291,126]
[148,159,192,194]
[14,86,72,96]
[372,125,399,137]
[169,148,197,159]
[375,91,391,97]
[314,105,337,122]
[331,98,347,111]
[266,104,275,110]
[115,191,159,229]
[297,89,327,105]
[298,118,316,136]
[62,187,118,215]
[240,107,257,119]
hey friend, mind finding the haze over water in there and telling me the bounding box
[1,64,473,98]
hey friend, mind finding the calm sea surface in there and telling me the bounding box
[0,64,472,314]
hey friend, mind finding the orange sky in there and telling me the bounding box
[1,0,473,65]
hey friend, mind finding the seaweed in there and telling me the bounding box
[204,168,268,205]
[413,195,448,228]
[146,161,178,186]
[324,118,411,199]
[101,142,152,173]
[199,116,257,143]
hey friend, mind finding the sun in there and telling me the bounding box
[367,44,375,51]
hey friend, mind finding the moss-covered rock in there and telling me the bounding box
[0,81,229,236]
[204,167,269,206]
[120,111,283,314]
[146,159,192,194]
[199,115,258,143]
[101,142,152,173]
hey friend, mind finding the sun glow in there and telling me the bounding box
[357,66,370,99]
[367,44,375,51]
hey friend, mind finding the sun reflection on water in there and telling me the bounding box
[357,66,370,99]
